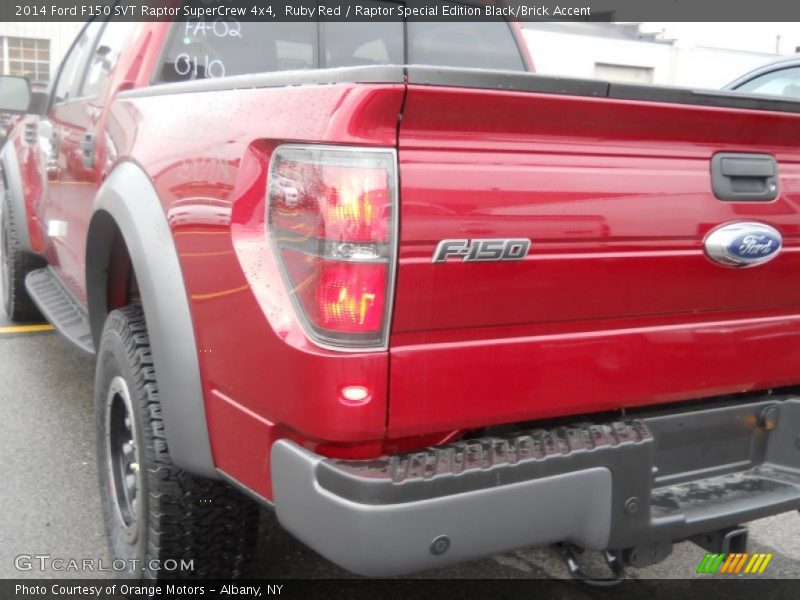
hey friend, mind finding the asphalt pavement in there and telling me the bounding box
[1,231,800,587]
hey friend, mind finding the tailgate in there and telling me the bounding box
[389,71,800,438]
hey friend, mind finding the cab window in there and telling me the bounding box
[81,22,136,98]
[155,10,524,83]
[158,22,318,82]
[52,22,103,104]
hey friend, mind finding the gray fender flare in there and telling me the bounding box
[1,142,34,252]
[86,161,217,478]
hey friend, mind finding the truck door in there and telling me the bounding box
[48,20,132,301]
[41,21,102,299]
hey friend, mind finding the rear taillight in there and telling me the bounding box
[267,145,397,350]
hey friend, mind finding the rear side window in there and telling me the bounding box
[322,21,404,68]
[155,17,525,83]
[407,21,525,72]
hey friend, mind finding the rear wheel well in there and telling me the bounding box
[86,211,139,349]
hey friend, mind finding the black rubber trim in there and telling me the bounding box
[121,63,800,114]
[611,82,800,114]
[406,66,608,96]
[406,66,800,114]
[119,65,406,99]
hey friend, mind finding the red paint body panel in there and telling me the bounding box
[12,22,800,503]
[389,311,800,436]
[110,84,404,497]
[389,85,800,436]
[15,127,47,253]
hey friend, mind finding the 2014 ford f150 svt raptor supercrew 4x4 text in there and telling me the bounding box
[3,13,800,580]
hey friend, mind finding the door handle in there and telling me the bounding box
[37,120,59,176]
[711,152,778,202]
[81,132,96,169]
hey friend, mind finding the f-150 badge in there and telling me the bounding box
[704,222,781,268]
[432,239,531,263]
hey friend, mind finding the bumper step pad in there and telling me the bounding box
[652,467,800,523]
[386,421,652,484]
[318,420,652,504]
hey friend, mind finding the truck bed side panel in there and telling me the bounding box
[110,82,405,498]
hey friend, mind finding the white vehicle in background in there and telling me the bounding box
[726,57,800,99]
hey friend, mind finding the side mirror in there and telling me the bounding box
[0,75,32,113]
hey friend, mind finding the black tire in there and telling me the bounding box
[1,190,44,322]
[95,304,259,580]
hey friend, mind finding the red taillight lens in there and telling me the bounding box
[268,146,396,349]
[280,249,387,333]
[271,162,390,243]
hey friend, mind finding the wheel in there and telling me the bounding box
[95,304,259,579]
[1,190,44,322]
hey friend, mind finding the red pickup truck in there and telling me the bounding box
[3,15,800,581]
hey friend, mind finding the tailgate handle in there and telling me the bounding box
[711,152,778,202]
[720,157,774,178]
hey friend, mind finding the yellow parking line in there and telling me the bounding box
[0,324,54,334]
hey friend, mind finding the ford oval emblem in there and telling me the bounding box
[704,222,782,268]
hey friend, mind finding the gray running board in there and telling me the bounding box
[25,267,94,355]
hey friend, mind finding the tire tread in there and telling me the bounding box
[101,305,259,580]
[1,190,44,322]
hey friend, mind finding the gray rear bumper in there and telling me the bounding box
[272,440,612,576]
[271,396,800,577]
